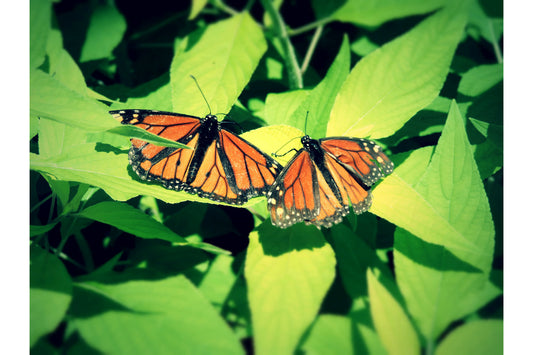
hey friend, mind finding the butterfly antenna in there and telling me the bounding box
[304,111,309,134]
[273,136,301,158]
[190,75,212,115]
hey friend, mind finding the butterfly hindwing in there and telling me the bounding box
[320,137,394,186]
[111,109,282,204]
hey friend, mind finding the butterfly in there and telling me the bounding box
[111,109,283,205]
[267,135,394,228]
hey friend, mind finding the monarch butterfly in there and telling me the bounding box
[267,135,394,228]
[111,109,283,205]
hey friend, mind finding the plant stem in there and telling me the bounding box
[301,25,323,74]
[260,0,303,89]
[74,231,95,272]
[425,337,435,355]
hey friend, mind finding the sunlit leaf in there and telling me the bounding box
[390,101,498,341]
[328,4,469,139]
[72,271,244,354]
[367,269,420,355]
[80,3,126,62]
[331,0,446,27]
[245,222,336,355]
[171,13,267,116]
[30,246,73,347]
[435,320,503,355]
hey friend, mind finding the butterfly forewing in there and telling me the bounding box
[267,150,320,228]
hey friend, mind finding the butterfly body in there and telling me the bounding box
[112,109,283,205]
[267,135,393,229]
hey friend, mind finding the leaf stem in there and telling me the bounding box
[488,19,503,63]
[260,0,303,89]
[30,193,53,214]
[288,17,332,37]
[130,11,188,40]
[301,25,323,74]
[211,0,240,16]
[50,247,88,272]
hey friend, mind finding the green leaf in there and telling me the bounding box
[77,201,188,243]
[391,146,434,186]
[371,102,494,261]
[367,268,420,355]
[77,201,227,254]
[328,4,468,139]
[30,145,192,203]
[435,320,503,355]
[264,90,311,126]
[390,101,498,341]
[105,124,191,149]
[125,81,173,111]
[350,298,388,355]
[38,117,88,158]
[189,0,209,19]
[30,222,58,237]
[350,36,379,57]
[72,271,244,354]
[127,240,210,275]
[30,114,39,140]
[245,222,336,355]
[198,254,239,309]
[394,229,501,341]
[30,246,73,347]
[46,28,87,94]
[30,0,51,69]
[458,63,503,97]
[107,74,173,111]
[469,117,502,179]
[371,176,481,254]
[240,124,304,166]
[300,315,353,355]
[80,2,126,62]
[170,12,267,116]
[30,70,117,131]
[467,0,503,43]
[329,223,380,298]
[467,81,502,126]
[331,0,446,27]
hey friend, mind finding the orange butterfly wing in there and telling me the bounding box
[320,137,394,186]
[111,110,282,204]
[268,150,320,227]
[268,135,393,228]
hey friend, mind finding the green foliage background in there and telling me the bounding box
[30,0,503,354]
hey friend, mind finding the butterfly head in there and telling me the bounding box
[301,135,319,150]
[301,135,311,144]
